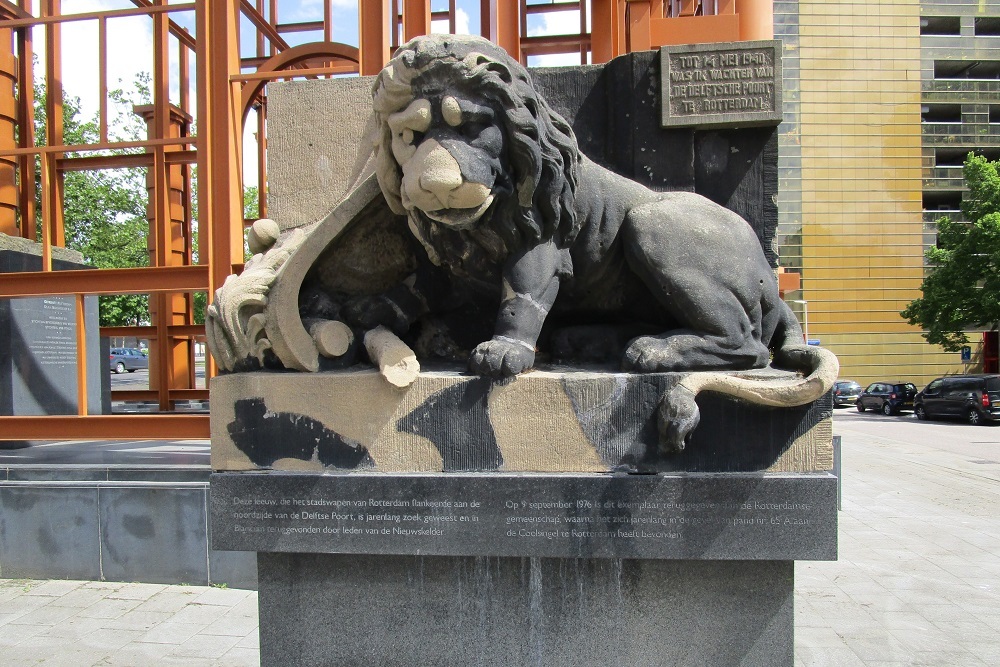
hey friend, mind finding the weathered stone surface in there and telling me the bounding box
[0,232,84,262]
[266,77,376,231]
[211,368,833,474]
[257,553,793,667]
[661,40,782,129]
[100,486,210,585]
[0,485,102,580]
[212,471,837,560]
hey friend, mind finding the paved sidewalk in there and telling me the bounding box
[0,581,258,666]
[794,421,1000,666]
[0,417,997,666]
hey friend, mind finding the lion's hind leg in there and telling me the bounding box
[621,200,772,373]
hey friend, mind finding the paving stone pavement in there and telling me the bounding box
[795,416,1000,667]
[0,415,997,666]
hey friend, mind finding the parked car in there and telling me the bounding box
[914,375,1000,425]
[109,347,149,374]
[856,381,918,415]
[833,380,862,407]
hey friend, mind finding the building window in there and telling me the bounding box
[934,60,1000,79]
[934,148,968,167]
[935,148,1000,166]
[923,191,962,212]
[975,17,1000,36]
[990,106,1000,123]
[921,104,962,123]
[921,16,961,35]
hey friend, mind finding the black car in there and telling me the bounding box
[833,380,862,407]
[856,381,918,415]
[914,375,1000,425]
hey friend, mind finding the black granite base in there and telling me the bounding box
[212,471,837,560]
[258,552,793,667]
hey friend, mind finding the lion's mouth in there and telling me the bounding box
[421,195,495,229]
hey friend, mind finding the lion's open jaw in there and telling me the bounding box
[420,195,495,228]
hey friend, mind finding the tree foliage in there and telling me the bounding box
[34,75,151,327]
[35,72,262,328]
[901,154,1000,351]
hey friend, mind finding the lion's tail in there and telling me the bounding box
[677,300,838,407]
[658,301,839,453]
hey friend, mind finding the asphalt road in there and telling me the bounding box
[832,405,1000,462]
[108,360,207,391]
[2,403,996,468]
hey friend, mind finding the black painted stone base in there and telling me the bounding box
[258,552,793,667]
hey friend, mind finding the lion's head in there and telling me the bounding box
[372,35,580,253]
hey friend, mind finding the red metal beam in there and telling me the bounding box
[0,265,209,298]
[112,389,209,402]
[0,415,209,440]
[239,0,290,51]
[360,0,390,75]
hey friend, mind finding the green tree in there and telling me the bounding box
[34,76,151,327]
[901,154,1000,351]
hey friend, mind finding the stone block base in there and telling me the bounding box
[258,552,793,667]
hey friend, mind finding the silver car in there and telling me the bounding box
[109,347,149,374]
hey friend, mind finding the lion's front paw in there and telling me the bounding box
[342,295,410,335]
[657,385,700,454]
[469,338,535,378]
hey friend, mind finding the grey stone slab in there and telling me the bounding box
[661,41,783,129]
[108,467,210,483]
[99,486,209,585]
[258,552,793,667]
[208,548,257,590]
[212,471,837,560]
[5,467,109,482]
[0,485,101,580]
[0,247,108,420]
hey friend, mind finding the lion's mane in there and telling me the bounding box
[372,35,581,252]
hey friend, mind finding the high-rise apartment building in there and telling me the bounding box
[774,0,1000,385]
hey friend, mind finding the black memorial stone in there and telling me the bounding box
[212,472,837,561]
[0,247,109,422]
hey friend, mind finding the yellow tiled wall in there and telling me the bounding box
[777,0,973,387]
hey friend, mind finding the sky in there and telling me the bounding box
[37,1,589,184]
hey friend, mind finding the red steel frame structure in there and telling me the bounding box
[0,0,771,442]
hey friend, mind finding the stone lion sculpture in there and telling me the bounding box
[345,34,836,449]
[207,34,837,454]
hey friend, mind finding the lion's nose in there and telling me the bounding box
[416,142,464,204]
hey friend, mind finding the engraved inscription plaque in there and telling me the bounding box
[660,40,782,129]
[212,472,837,560]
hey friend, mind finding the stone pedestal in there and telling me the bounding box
[210,369,837,667]
[258,554,793,667]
